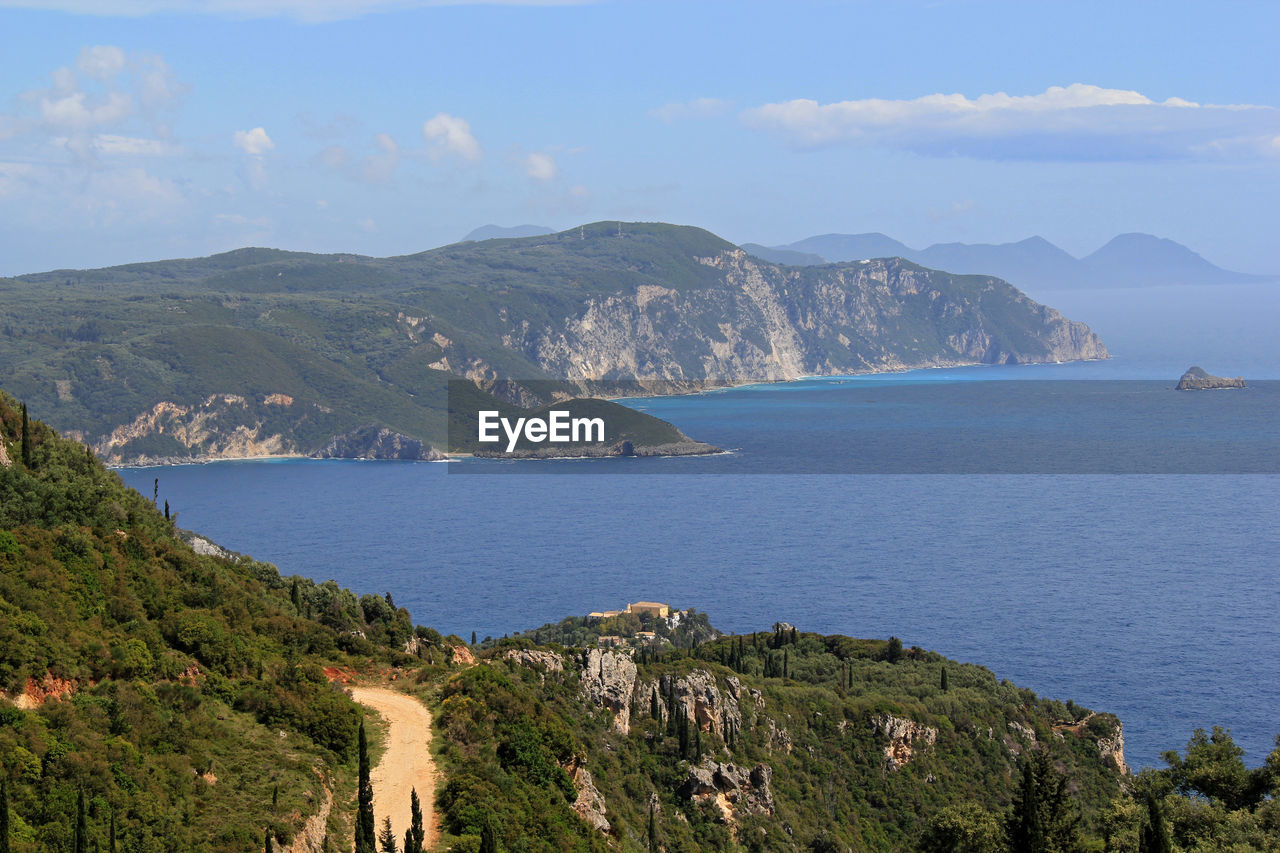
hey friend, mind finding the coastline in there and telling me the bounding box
[107,356,1109,468]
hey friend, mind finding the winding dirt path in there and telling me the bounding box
[349,686,438,849]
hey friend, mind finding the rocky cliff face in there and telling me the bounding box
[498,251,1107,384]
[579,649,639,734]
[311,425,443,460]
[872,714,938,771]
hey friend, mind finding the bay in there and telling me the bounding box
[118,362,1280,772]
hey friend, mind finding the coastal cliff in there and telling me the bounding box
[2,223,1107,463]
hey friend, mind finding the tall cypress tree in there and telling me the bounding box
[1138,792,1172,853]
[647,802,657,853]
[479,818,498,853]
[355,721,376,853]
[265,828,274,853]
[20,403,31,467]
[1,777,10,853]
[405,787,424,853]
[74,788,87,853]
[941,667,949,692]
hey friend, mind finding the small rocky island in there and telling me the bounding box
[1176,366,1246,390]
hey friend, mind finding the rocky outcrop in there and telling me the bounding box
[580,649,638,734]
[507,252,1107,384]
[1096,721,1130,776]
[1176,366,1246,390]
[504,649,565,674]
[2,673,79,710]
[285,770,332,853]
[95,396,296,464]
[311,425,444,461]
[872,714,937,771]
[643,670,742,739]
[0,440,10,467]
[570,766,610,834]
[679,759,775,817]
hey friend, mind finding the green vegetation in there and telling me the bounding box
[0,393,462,851]
[1,222,1094,463]
[8,388,1273,852]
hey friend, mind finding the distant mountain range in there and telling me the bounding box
[747,232,1273,291]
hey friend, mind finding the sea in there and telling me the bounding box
[118,284,1280,772]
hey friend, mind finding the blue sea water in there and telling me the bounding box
[118,360,1280,772]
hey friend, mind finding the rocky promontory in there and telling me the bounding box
[1176,366,1246,390]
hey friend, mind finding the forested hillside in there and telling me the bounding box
[0,391,461,851]
[0,222,1104,464]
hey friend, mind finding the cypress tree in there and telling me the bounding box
[1138,792,1172,853]
[471,631,477,646]
[677,705,690,759]
[164,500,170,521]
[647,802,657,853]
[355,721,376,853]
[406,787,424,853]
[291,581,302,613]
[1,777,10,853]
[1009,760,1043,853]
[20,403,31,467]
[941,666,949,692]
[479,818,498,853]
[74,788,87,853]
[378,816,397,852]
[265,828,274,853]
[783,648,789,680]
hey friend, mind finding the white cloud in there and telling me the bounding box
[0,0,593,22]
[77,45,126,79]
[422,112,481,163]
[92,134,182,156]
[649,97,731,123]
[361,132,400,182]
[741,83,1280,161]
[233,126,274,156]
[523,151,558,182]
[0,162,34,197]
[40,90,133,130]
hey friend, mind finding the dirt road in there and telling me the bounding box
[349,686,438,848]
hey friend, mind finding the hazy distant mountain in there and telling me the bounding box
[1082,233,1268,288]
[915,236,1085,290]
[461,224,555,241]
[740,243,827,266]
[764,231,1272,291]
[782,233,914,262]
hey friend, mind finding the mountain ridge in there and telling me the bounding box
[1,221,1105,464]
[760,231,1273,291]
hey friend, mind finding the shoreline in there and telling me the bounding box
[108,357,1111,469]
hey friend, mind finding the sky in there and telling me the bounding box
[0,0,1277,277]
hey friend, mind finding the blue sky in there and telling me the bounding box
[0,0,1277,276]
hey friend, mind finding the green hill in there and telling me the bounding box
[0,391,462,851]
[0,222,1105,464]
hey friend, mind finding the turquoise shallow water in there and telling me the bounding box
[119,362,1280,771]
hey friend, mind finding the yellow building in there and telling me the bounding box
[626,601,670,618]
